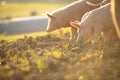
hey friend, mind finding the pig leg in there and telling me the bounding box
[104,30,111,44]
[70,27,78,40]
[90,26,102,45]
[104,28,119,45]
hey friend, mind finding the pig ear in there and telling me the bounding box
[46,13,54,19]
[70,21,79,29]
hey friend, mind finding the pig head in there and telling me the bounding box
[70,21,93,43]
[46,13,68,32]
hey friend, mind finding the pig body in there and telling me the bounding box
[71,3,118,44]
[46,0,109,40]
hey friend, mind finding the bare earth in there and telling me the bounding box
[0,32,120,80]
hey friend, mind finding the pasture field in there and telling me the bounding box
[0,3,120,80]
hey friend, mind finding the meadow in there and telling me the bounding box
[0,3,120,80]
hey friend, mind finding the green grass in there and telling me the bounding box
[0,3,66,19]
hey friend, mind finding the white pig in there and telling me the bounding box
[70,3,118,44]
[46,0,109,40]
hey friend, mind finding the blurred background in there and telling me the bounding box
[0,0,76,19]
[0,0,76,36]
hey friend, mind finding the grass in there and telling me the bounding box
[0,3,67,19]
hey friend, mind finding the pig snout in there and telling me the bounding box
[46,29,51,32]
[46,28,52,32]
[46,26,54,32]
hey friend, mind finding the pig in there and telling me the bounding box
[111,0,120,39]
[70,3,119,45]
[46,0,110,40]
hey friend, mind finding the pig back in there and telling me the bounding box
[91,3,113,28]
[52,0,104,27]
[101,3,114,28]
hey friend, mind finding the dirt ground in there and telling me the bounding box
[0,33,120,80]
